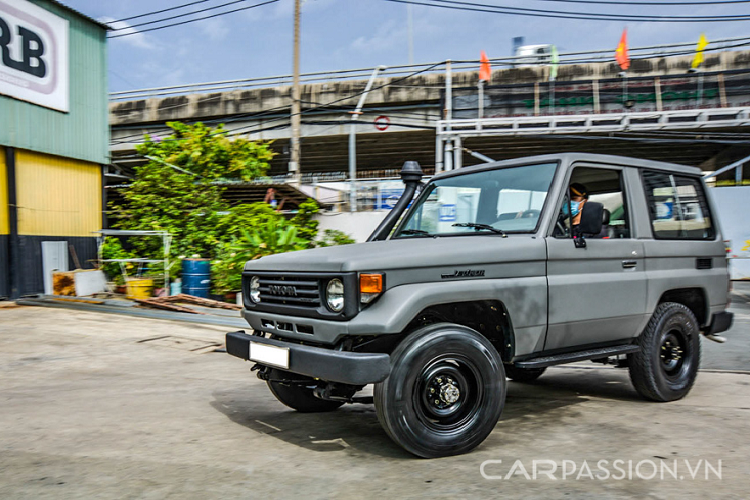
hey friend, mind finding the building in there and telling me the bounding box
[0,0,108,298]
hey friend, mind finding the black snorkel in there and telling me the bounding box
[367,161,424,241]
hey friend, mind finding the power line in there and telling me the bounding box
[112,0,211,23]
[537,0,750,5]
[381,0,750,21]
[112,0,250,31]
[108,0,278,38]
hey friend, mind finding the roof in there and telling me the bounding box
[433,153,703,181]
[44,0,111,30]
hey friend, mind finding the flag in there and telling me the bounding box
[549,45,559,81]
[479,50,491,82]
[692,33,709,69]
[615,28,630,70]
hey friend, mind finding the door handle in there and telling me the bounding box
[622,260,637,269]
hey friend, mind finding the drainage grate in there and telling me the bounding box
[138,335,223,352]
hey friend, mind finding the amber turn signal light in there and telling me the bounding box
[360,274,383,294]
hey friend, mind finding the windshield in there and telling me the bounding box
[393,162,558,238]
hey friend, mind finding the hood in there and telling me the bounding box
[244,235,545,273]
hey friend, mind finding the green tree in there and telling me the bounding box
[109,122,275,263]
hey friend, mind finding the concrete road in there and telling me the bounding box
[1,306,749,499]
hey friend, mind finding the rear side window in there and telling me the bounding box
[642,171,714,240]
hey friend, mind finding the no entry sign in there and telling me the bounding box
[374,115,390,131]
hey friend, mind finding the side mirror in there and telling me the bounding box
[573,201,604,248]
[579,201,604,235]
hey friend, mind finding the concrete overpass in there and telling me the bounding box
[109,49,750,185]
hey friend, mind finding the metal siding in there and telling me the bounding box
[17,235,97,295]
[0,235,8,298]
[0,146,7,235]
[0,1,108,164]
[16,150,102,237]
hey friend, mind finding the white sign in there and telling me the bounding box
[0,0,69,112]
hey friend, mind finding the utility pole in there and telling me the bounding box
[407,4,414,65]
[290,0,301,185]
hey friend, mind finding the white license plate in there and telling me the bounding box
[249,342,290,369]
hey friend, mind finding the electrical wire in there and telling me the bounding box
[111,0,251,31]
[112,0,211,23]
[108,0,278,38]
[380,0,750,22]
[536,0,750,5]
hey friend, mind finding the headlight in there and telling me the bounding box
[326,278,345,312]
[249,276,261,303]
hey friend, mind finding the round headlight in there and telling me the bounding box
[326,278,345,312]
[249,276,261,303]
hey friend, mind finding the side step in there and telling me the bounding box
[515,344,641,369]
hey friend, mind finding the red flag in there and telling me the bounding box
[615,29,630,70]
[479,50,491,82]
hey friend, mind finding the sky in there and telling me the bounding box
[59,0,750,93]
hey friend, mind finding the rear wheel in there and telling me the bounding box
[266,369,344,413]
[628,302,701,402]
[504,364,546,382]
[374,323,506,458]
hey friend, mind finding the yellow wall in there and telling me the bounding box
[0,146,7,235]
[16,150,102,237]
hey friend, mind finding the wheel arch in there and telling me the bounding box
[656,288,708,327]
[401,300,516,361]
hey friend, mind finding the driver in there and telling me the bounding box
[568,183,588,228]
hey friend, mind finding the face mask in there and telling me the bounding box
[562,200,582,217]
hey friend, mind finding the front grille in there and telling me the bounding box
[257,275,321,309]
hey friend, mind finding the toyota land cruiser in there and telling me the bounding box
[225,153,733,458]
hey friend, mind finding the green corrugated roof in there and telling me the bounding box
[45,0,111,30]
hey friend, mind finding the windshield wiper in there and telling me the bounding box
[452,222,508,238]
[400,229,431,236]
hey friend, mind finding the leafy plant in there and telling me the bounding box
[211,218,308,293]
[99,237,133,285]
[316,229,356,247]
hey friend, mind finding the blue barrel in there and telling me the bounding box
[182,258,211,298]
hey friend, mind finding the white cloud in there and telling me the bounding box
[99,16,155,50]
[200,17,230,41]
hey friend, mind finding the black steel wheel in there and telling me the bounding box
[266,369,344,413]
[374,323,506,458]
[628,302,701,402]
[504,364,546,382]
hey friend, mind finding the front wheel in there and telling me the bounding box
[628,302,701,402]
[374,323,506,458]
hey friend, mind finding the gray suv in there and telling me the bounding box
[226,153,733,458]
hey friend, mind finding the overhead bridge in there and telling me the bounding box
[109,49,750,189]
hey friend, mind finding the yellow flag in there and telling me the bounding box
[692,33,709,69]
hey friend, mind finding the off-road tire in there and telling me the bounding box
[267,369,344,413]
[504,364,546,382]
[374,323,506,458]
[628,302,701,402]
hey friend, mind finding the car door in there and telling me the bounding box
[544,163,648,351]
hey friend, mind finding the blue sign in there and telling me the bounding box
[656,202,673,220]
[439,204,457,221]
[377,188,405,210]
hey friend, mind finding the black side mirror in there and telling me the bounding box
[579,201,604,235]
[573,201,604,248]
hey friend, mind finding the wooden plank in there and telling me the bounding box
[134,298,205,314]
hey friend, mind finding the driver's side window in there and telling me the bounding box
[554,167,631,239]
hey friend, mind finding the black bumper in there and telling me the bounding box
[226,331,391,385]
[707,311,733,335]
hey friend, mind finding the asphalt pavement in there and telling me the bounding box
[1,305,749,499]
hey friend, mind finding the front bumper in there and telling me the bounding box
[707,311,733,335]
[226,331,391,385]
